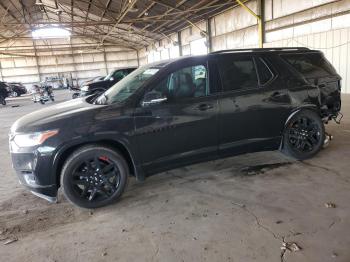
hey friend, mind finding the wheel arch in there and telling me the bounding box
[53,139,143,187]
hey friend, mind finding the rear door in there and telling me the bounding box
[215,53,293,156]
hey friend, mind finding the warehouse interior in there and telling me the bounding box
[1,0,350,261]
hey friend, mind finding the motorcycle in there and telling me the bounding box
[32,83,55,104]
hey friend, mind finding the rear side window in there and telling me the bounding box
[255,58,274,85]
[217,55,258,92]
[282,53,336,78]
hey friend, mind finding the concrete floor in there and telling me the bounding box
[0,90,349,262]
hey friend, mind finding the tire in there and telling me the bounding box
[0,96,6,105]
[61,145,129,209]
[40,100,45,105]
[282,110,325,160]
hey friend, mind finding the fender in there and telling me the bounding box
[284,104,319,128]
[51,132,145,185]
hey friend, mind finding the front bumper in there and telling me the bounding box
[10,143,58,201]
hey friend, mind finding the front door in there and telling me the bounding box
[134,60,219,172]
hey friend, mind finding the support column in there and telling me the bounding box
[103,47,108,74]
[32,40,41,82]
[0,60,3,81]
[136,49,140,67]
[236,0,264,48]
[207,18,213,52]
[178,31,183,56]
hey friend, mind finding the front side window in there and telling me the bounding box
[217,56,258,92]
[145,64,208,103]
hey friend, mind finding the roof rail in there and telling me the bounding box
[210,47,309,54]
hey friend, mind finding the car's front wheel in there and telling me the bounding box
[282,110,325,160]
[61,145,129,208]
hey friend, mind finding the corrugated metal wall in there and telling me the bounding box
[0,38,138,89]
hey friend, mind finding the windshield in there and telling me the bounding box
[95,66,160,105]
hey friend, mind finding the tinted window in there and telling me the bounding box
[282,53,336,78]
[255,58,273,85]
[113,70,128,81]
[149,64,208,101]
[217,56,258,91]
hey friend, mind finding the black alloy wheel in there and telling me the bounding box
[283,110,325,160]
[71,156,120,202]
[61,146,129,208]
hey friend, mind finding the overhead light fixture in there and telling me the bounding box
[35,0,44,5]
[32,27,71,39]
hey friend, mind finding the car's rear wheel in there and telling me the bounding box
[282,110,325,160]
[61,145,129,209]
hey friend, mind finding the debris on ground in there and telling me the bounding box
[3,237,18,245]
[240,163,292,176]
[276,220,283,224]
[23,209,28,214]
[281,242,302,252]
[332,252,338,258]
[231,202,245,208]
[102,252,107,257]
[325,202,336,208]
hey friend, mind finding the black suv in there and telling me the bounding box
[0,81,9,105]
[8,82,27,97]
[78,67,137,97]
[9,48,342,208]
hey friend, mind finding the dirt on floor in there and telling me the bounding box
[0,91,349,262]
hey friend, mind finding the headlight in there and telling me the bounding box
[13,130,59,147]
[81,85,89,92]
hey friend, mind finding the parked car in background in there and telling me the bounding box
[8,82,27,97]
[80,76,106,88]
[9,48,342,208]
[77,67,137,97]
[0,82,9,105]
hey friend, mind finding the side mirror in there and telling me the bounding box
[142,91,167,107]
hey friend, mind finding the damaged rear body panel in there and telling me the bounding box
[281,51,342,122]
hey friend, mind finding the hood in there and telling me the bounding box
[11,98,104,133]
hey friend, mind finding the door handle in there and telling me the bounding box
[196,103,213,111]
